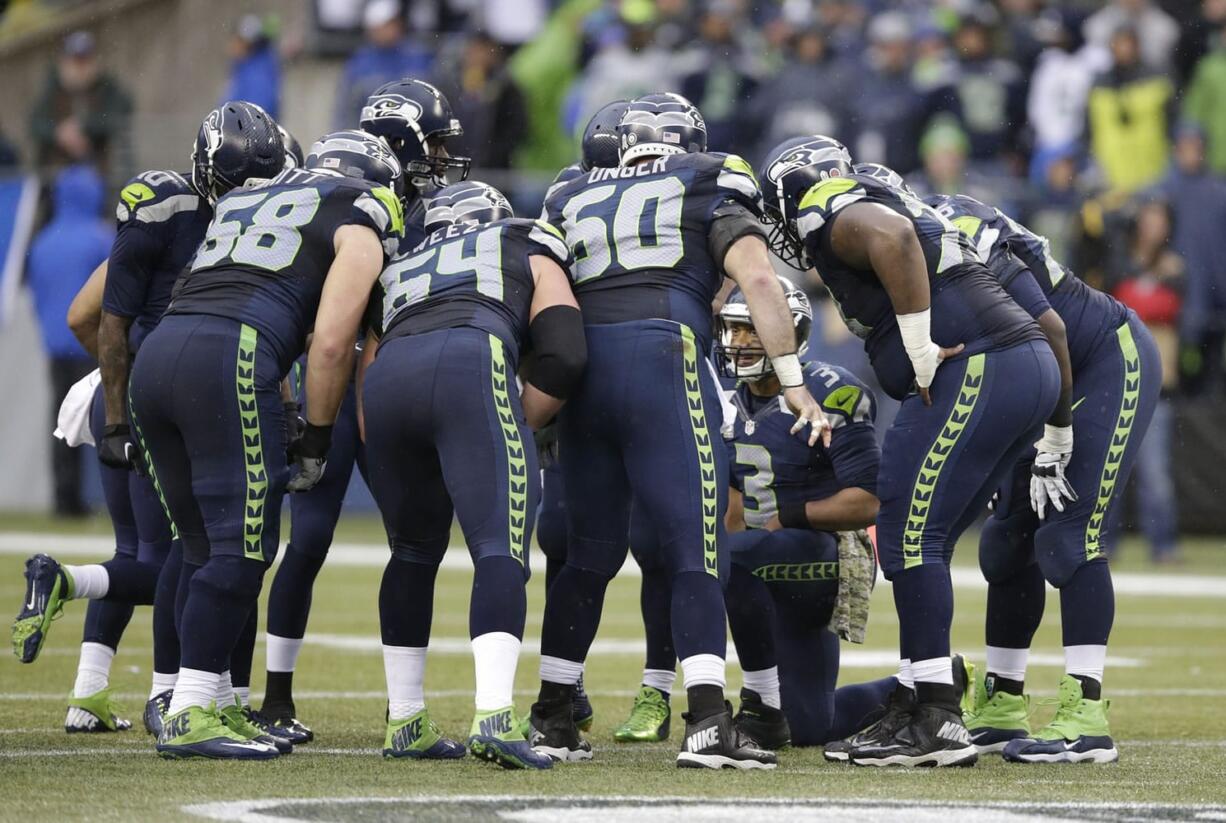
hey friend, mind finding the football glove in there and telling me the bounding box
[283,401,306,462]
[534,420,559,469]
[287,422,331,493]
[1030,424,1077,520]
[98,424,146,475]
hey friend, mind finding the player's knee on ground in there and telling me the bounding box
[979,512,1037,584]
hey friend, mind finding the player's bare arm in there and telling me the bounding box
[67,261,107,360]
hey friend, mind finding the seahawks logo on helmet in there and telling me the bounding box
[766,141,851,185]
[199,109,223,165]
[360,95,425,126]
[424,181,514,234]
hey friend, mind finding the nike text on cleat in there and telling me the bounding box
[469,707,554,769]
[613,685,671,743]
[219,699,292,754]
[733,688,791,750]
[156,705,280,760]
[850,703,978,768]
[1002,675,1118,764]
[11,554,71,663]
[528,698,593,762]
[383,708,465,760]
[143,689,173,737]
[676,706,777,770]
[65,689,132,733]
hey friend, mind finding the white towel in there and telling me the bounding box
[54,369,101,447]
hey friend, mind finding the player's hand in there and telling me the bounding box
[914,343,965,406]
[534,420,559,469]
[1030,424,1076,519]
[98,424,146,475]
[287,423,331,493]
[782,385,831,447]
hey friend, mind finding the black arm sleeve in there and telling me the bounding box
[707,201,767,268]
[523,305,587,399]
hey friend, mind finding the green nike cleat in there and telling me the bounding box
[964,672,1031,754]
[954,654,976,716]
[218,699,292,754]
[613,685,671,743]
[65,688,132,733]
[1003,675,1118,764]
[12,554,73,663]
[157,705,279,760]
[383,708,465,759]
[469,707,553,769]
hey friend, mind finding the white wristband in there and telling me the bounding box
[1035,423,1073,455]
[896,308,934,358]
[771,354,804,387]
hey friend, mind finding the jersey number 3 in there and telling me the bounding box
[562,176,685,284]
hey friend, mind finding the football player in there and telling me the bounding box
[531,93,827,771]
[362,181,583,769]
[758,136,1060,767]
[714,276,902,749]
[258,79,470,742]
[128,123,401,759]
[921,189,1160,764]
[11,105,286,737]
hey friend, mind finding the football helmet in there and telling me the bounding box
[853,161,915,196]
[715,274,812,381]
[305,129,404,197]
[758,135,853,269]
[359,78,470,189]
[278,124,305,170]
[423,181,514,234]
[191,100,285,204]
[580,99,629,171]
[618,93,707,165]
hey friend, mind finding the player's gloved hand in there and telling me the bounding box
[283,401,306,462]
[534,420,559,469]
[1030,424,1077,520]
[98,424,146,475]
[774,353,831,447]
[287,422,331,493]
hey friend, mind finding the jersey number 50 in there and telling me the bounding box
[561,177,685,284]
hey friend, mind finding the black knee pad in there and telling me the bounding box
[978,514,1036,585]
[180,534,210,567]
[390,534,449,567]
[190,555,265,605]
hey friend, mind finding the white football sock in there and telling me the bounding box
[167,668,218,715]
[911,656,954,686]
[986,646,1030,682]
[680,653,726,689]
[742,667,781,709]
[215,670,235,708]
[63,564,108,600]
[72,642,114,698]
[539,655,584,686]
[383,645,427,721]
[472,632,521,712]
[897,658,915,690]
[642,668,676,694]
[150,670,177,699]
[234,686,251,708]
[265,633,305,673]
[1064,644,1106,684]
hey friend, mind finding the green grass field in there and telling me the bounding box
[2,514,1225,822]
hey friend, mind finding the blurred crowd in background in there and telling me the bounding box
[1,0,1224,559]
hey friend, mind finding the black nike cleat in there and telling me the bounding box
[733,688,791,750]
[677,705,777,770]
[143,689,172,737]
[824,682,915,762]
[850,702,979,768]
[528,698,593,762]
[256,701,313,745]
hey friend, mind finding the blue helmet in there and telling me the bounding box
[716,274,812,381]
[359,78,470,190]
[580,99,629,171]
[305,129,404,198]
[191,100,285,204]
[853,161,915,196]
[758,135,853,269]
[423,181,514,234]
[278,124,305,170]
[617,93,707,165]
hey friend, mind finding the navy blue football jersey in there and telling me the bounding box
[541,163,585,214]
[168,168,402,374]
[542,152,762,347]
[927,193,1130,371]
[728,361,880,530]
[796,174,1043,400]
[375,217,572,359]
[102,170,211,350]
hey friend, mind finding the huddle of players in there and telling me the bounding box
[11,79,1157,771]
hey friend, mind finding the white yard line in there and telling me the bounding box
[3,532,1225,598]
